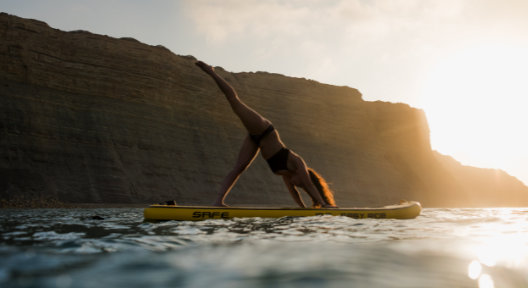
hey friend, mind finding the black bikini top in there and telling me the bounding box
[266,148,291,173]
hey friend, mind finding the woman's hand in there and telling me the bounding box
[195,61,215,74]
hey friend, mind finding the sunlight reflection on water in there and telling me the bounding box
[464,234,528,288]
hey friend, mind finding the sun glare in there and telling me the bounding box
[421,43,528,174]
[465,233,528,288]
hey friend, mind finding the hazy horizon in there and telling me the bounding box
[1,0,526,185]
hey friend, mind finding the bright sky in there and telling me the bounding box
[2,0,527,185]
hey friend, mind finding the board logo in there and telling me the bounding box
[192,211,229,219]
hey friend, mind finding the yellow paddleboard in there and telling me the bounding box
[143,201,421,221]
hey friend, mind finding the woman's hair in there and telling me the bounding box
[307,168,336,207]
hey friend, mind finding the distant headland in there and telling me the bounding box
[1,13,527,207]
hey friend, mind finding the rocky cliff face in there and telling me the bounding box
[1,13,527,207]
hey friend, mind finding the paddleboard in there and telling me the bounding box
[143,201,421,221]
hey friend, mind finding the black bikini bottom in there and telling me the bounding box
[249,125,274,146]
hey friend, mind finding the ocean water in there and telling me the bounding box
[0,208,527,288]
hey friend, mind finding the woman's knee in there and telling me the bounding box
[228,161,249,175]
[235,162,251,173]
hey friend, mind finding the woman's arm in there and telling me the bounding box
[289,154,328,207]
[283,176,306,208]
[299,168,336,208]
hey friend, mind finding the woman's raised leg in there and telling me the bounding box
[196,61,271,134]
[213,136,260,206]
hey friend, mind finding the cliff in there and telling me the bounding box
[1,13,527,207]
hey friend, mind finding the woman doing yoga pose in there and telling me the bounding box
[196,61,337,208]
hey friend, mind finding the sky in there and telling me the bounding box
[1,0,527,185]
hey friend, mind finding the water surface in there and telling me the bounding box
[1,208,527,287]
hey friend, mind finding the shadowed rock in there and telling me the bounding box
[1,13,527,207]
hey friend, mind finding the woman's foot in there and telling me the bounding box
[212,201,229,207]
[195,61,214,74]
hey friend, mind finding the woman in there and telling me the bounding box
[196,61,337,208]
